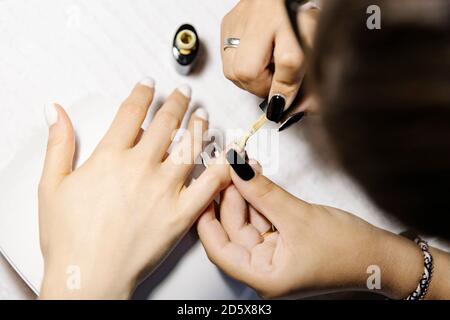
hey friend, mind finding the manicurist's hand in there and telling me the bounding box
[38,79,230,299]
[197,149,449,299]
[221,0,318,123]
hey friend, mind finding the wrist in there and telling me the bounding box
[363,229,424,299]
[39,259,135,300]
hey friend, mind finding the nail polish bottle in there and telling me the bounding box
[172,24,200,75]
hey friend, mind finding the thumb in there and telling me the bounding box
[225,149,310,231]
[40,103,75,191]
[247,158,263,175]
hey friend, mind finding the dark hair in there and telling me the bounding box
[310,0,450,239]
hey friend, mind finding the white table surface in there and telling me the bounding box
[1,0,445,300]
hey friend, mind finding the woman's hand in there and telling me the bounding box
[198,150,429,299]
[38,79,230,299]
[221,0,318,122]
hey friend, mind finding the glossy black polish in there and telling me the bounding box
[259,99,269,113]
[278,112,305,132]
[266,95,286,122]
[226,149,255,181]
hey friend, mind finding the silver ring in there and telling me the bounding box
[223,37,240,50]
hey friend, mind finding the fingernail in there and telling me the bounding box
[44,103,58,126]
[139,77,155,88]
[266,95,286,122]
[248,159,263,174]
[194,107,209,121]
[177,84,192,99]
[259,99,269,113]
[278,112,305,132]
[200,142,221,168]
[226,149,255,181]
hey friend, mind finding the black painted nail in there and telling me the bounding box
[244,150,249,162]
[266,95,286,122]
[278,112,305,132]
[259,99,269,113]
[226,149,255,181]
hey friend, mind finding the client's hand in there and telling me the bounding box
[38,79,230,299]
[197,150,426,299]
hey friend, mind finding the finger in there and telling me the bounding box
[164,108,208,180]
[197,203,230,254]
[233,31,273,98]
[133,128,145,147]
[221,11,241,85]
[178,153,231,223]
[248,159,263,174]
[98,77,155,149]
[40,103,75,192]
[222,43,249,92]
[137,84,191,161]
[221,9,253,93]
[249,206,272,234]
[298,8,320,51]
[222,45,240,84]
[220,185,263,251]
[197,203,252,278]
[247,160,273,233]
[225,149,310,230]
[266,29,305,122]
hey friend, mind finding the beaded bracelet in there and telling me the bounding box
[404,237,433,300]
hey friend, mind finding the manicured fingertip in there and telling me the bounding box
[194,107,209,121]
[248,159,263,174]
[44,103,58,127]
[278,112,305,132]
[177,84,192,99]
[139,76,155,88]
[266,94,286,122]
[226,149,255,181]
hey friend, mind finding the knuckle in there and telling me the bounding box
[254,178,276,200]
[223,66,236,82]
[277,51,303,71]
[156,110,180,128]
[233,64,259,83]
[120,101,146,118]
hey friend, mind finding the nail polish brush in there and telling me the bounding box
[234,113,268,153]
